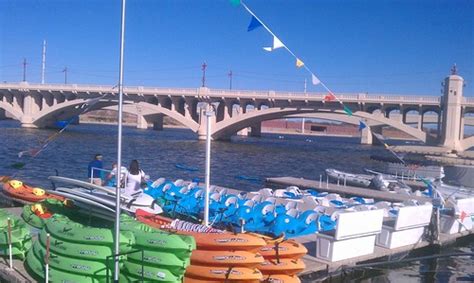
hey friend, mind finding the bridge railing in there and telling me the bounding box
[0,82,443,104]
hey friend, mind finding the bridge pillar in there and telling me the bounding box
[136,115,148,129]
[360,126,372,145]
[440,72,464,150]
[20,93,41,128]
[153,115,164,131]
[250,123,262,137]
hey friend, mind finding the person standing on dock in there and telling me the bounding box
[124,160,147,196]
[87,154,103,185]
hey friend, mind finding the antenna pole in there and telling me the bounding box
[41,40,46,84]
[22,58,27,82]
[201,62,207,87]
[228,70,233,90]
[62,67,68,84]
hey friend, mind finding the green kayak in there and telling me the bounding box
[127,249,190,276]
[32,240,112,277]
[123,259,182,282]
[21,198,70,228]
[25,249,105,283]
[120,218,195,258]
[0,226,31,247]
[45,214,135,249]
[38,229,125,261]
[0,208,32,259]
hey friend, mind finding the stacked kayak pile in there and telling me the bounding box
[3,179,64,203]
[0,208,32,259]
[26,214,135,283]
[119,215,195,282]
[25,213,196,283]
[136,209,306,283]
[144,179,335,238]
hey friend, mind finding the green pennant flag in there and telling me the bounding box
[343,105,353,116]
[230,0,241,6]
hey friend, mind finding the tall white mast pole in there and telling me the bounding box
[41,40,46,84]
[114,0,126,281]
[203,104,213,226]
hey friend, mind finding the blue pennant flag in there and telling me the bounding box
[358,121,367,131]
[247,16,262,32]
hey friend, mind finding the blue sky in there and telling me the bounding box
[0,0,472,96]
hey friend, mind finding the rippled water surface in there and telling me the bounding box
[0,120,472,282]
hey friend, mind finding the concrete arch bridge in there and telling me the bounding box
[0,74,472,151]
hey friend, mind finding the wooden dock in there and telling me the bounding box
[266,176,431,203]
[297,229,473,279]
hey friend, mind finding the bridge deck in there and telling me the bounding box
[266,176,431,203]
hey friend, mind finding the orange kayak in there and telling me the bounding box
[191,250,264,268]
[258,258,305,275]
[136,209,266,250]
[184,277,259,283]
[185,265,262,281]
[254,240,307,259]
[262,274,301,283]
[3,180,64,203]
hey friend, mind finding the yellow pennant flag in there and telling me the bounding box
[296,58,304,68]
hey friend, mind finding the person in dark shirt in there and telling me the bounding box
[87,154,103,185]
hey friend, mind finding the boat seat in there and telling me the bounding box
[162,183,172,193]
[258,188,274,197]
[265,197,277,204]
[287,208,299,218]
[173,179,184,187]
[151,178,165,188]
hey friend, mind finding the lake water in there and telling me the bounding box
[0,120,472,282]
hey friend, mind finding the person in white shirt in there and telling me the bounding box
[106,162,128,187]
[124,160,146,196]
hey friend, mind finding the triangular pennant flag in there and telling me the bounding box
[229,0,241,6]
[324,92,336,101]
[358,121,367,131]
[263,36,285,52]
[247,16,262,32]
[460,211,468,222]
[343,105,353,116]
[273,36,285,49]
[311,74,320,85]
[296,58,304,68]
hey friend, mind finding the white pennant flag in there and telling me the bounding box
[263,35,285,52]
[311,74,321,85]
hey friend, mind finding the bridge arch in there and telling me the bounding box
[0,101,23,121]
[212,107,429,142]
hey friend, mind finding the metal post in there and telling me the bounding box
[41,40,46,84]
[228,70,233,90]
[319,175,322,188]
[301,118,305,134]
[326,176,329,189]
[22,58,27,82]
[344,176,347,187]
[401,172,404,181]
[114,0,126,281]
[337,178,340,186]
[203,105,213,226]
[7,218,12,269]
[45,233,50,282]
